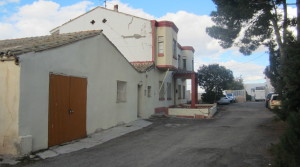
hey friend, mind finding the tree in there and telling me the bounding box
[228,76,244,90]
[264,42,282,93]
[206,0,297,60]
[198,64,234,103]
[207,1,300,166]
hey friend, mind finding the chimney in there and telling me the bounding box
[114,5,118,12]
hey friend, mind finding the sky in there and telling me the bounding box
[0,0,297,84]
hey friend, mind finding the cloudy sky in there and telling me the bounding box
[0,0,297,84]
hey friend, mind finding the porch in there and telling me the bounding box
[173,70,198,108]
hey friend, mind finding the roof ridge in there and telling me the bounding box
[50,6,151,33]
[0,30,103,57]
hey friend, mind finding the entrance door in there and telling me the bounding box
[48,74,87,147]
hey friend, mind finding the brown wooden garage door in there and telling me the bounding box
[48,74,87,147]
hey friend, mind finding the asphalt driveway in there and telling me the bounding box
[11,102,285,167]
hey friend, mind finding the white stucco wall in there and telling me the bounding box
[18,34,140,151]
[181,50,194,71]
[0,61,20,155]
[156,26,178,67]
[53,7,153,62]
[137,69,187,118]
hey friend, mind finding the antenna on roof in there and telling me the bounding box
[100,0,107,7]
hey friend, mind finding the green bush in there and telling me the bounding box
[201,90,223,104]
[246,91,252,101]
[274,113,300,167]
[273,41,300,167]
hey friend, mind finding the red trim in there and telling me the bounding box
[173,72,198,108]
[174,115,208,119]
[158,53,164,57]
[156,21,179,33]
[191,73,197,108]
[167,98,172,100]
[154,107,168,115]
[195,115,207,119]
[130,61,154,64]
[176,115,194,119]
[181,46,195,53]
[151,20,157,62]
[152,20,179,33]
[177,44,195,53]
[174,72,195,79]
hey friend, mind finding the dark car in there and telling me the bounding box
[265,93,274,108]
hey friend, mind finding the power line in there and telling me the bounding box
[229,52,268,70]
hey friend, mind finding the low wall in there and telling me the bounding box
[236,96,246,103]
[168,104,217,119]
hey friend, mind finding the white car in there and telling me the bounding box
[217,97,231,105]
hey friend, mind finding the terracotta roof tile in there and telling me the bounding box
[130,62,154,72]
[0,30,102,57]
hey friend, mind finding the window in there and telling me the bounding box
[183,86,186,99]
[167,82,172,100]
[158,36,164,55]
[178,85,182,99]
[147,86,151,97]
[183,59,187,70]
[173,39,177,58]
[159,81,165,100]
[117,81,127,103]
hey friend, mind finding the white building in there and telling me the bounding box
[0,5,197,155]
[51,5,198,119]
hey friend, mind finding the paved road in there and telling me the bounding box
[13,102,285,167]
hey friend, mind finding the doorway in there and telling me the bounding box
[48,74,87,147]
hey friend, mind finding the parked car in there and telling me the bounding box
[217,96,231,105]
[269,94,282,109]
[226,93,236,103]
[265,93,274,108]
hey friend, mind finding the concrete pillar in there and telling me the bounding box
[195,75,198,103]
[191,73,196,108]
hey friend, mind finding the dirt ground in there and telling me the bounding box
[7,102,286,167]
